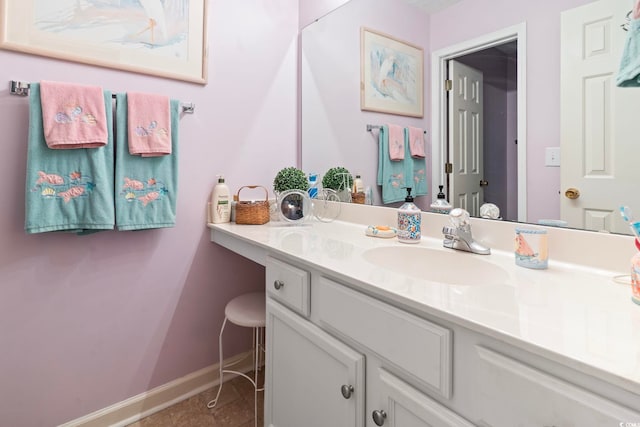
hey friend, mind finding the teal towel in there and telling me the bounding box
[404,127,428,197]
[617,20,640,87]
[115,94,179,230]
[25,83,115,234]
[377,125,407,204]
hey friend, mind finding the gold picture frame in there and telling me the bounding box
[0,0,208,84]
[361,27,423,117]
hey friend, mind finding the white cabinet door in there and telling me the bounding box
[265,299,365,427]
[370,369,474,427]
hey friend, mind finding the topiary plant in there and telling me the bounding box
[322,166,353,191]
[273,167,309,193]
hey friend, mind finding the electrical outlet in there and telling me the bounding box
[545,147,560,167]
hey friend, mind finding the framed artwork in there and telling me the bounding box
[0,0,208,84]
[361,27,423,117]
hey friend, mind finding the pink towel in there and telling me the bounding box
[387,124,404,161]
[39,80,108,149]
[408,126,426,158]
[127,92,171,157]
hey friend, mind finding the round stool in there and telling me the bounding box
[207,292,265,426]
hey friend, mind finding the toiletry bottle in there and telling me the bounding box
[353,174,364,194]
[211,175,231,223]
[398,187,421,244]
[430,185,452,214]
[308,173,318,199]
[631,239,640,305]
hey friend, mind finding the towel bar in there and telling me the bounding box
[367,124,427,134]
[8,80,195,114]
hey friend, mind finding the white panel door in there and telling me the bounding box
[448,60,484,217]
[561,0,640,233]
[265,299,365,427]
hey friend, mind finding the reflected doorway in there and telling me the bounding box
[446,41,518,220]
[431,23,527,223]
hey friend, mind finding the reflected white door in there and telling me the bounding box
[561,0,639,234]
[448,60,484,217]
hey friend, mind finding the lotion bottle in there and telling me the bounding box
[398,187,421,243]
[210,175,231,223]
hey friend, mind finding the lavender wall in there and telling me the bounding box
[430,0,594,222]
[0,1,298,425]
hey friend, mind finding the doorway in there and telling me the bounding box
[448,42,518,220]
[431,23,527,222]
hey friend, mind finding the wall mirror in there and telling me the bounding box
[301,0,640,235]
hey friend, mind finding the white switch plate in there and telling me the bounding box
[545,147,560,167]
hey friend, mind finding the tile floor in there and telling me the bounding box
[127,370,264,427]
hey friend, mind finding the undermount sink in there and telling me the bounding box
[362,246,509,286]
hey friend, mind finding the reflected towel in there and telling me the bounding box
[39,80,109,149]
[377,125,407,204]
[25,83,115,234]
[127,92,172,157]
[407,126,426,158]
[387,124,404,160]
[115,93,179,230]
[404,128,428,197]
[617,18,640,87]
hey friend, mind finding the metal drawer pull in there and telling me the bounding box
[273,280,284,290]
[340,384,354,399]
[372,410,387,426]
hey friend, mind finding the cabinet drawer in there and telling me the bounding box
[470,346,640,425]
[316,277,452,398]
[265,256,310,317]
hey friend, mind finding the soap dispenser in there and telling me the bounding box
[430,185,452,214]
[398,187,421,244]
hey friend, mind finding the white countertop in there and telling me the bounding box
[208,215,640,397]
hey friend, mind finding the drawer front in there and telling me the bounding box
[265,256,310,317]
[470,346,640,426]
[316,277,452,398]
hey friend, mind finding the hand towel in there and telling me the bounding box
[387,124,405,160]
[407,126,426,158]
[25,83,115,234]
[127,92,172,157]
[115,93,179,230]
[377,125,407,204]
[617,18,640,87]
[39,80,109,149]
[404,128,428,197]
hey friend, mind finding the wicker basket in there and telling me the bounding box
[235,185,270,225]
[351,192,365,204]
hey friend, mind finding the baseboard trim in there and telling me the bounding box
[58,350,255,427]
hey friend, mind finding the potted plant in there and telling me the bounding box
[273,167,310,222]
[273,166,309,194]
[322,166,353,201]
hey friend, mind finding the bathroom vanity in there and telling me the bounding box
[209,204,640,426]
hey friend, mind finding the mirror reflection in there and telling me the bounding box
[301,0,640,235]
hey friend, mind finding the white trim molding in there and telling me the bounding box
[58,350,255,427]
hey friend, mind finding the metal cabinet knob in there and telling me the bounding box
[273,280,284,290]
[564,188,580,199]
[372,410,387,426]
[340,384,354,399]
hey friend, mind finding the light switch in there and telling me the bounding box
[545,147,560,167]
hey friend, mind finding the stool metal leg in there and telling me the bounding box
[206,316,228,409]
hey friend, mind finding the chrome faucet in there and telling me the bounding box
[442,208,491,255]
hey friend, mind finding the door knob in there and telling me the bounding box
[340,384,354,399]
[273,280,284,290]
[372,410,387,426]
[479,179,489,187]
[564,188,580,199]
